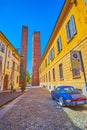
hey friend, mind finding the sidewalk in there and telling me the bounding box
[0,91,23,107]
[0,88,81,130]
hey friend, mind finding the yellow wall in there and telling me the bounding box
[39,0,87,90]
[0,31,21,91]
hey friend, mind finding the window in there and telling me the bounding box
[56,36,62,52]
[50,48,54,60]
[0,42,5,53]
[8,50,11,57]
[17,76,19,83]
[48,53,50,64]
[59,63,64,80]
[45,59,47,68]
[63,87,74,92]
[43,76,44,82]
[53,68,56,81]
[13,62,15,70]
[48,48,54,64]
[66,15,76,42]
[85,0,87,4]
[49,71,51,82]
[55,87,60,92]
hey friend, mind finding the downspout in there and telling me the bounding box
[3,44,9,75]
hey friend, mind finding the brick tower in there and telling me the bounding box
[20,26,28,86]
[32,32,41,86]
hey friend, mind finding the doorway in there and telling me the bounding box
[3,75,8,91]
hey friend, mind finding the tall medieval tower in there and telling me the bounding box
[20,26,28,86]
[32,32,41,86]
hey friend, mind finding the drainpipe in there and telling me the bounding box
[3,44,9,75]
[79,51,87,91]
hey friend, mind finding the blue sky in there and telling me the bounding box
[0,0,65,74]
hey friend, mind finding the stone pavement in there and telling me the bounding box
[0,88,81,130]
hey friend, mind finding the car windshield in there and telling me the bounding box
[55,87,60,92]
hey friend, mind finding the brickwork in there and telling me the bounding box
[20,26,28,85]
[32,32,40,86]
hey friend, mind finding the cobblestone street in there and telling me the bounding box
[0,88,85,130]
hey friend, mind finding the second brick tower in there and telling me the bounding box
[32,32,41,86]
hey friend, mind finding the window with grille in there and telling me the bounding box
[49,71,51,82]
[46,73,47,82]
[53,68,56,81]
[66,15,76,42]
[59,63,64,80]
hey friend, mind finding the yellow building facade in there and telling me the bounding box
[0,31,21,91]
[39,0,87,92]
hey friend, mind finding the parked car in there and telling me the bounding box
[51,86,87,106]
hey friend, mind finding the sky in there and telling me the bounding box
[0,0,65,74]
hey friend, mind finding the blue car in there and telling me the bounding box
[51,86,87,106]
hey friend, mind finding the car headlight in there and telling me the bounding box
[66,100,71,102]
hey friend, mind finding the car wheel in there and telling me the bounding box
[58,97,64,106]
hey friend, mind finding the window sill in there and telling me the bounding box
[53,80,56,82]
[57,50,62,55]
[72,76,81,79]
[67,32,77,43]
[60,78,64,81]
